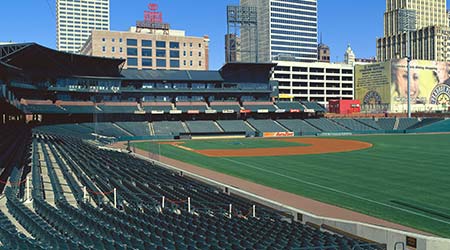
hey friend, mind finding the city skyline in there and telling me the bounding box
[3,0,450,69]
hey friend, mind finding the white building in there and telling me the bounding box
[240,0,318,63]
[56,0,110,54]
[272,61,354,106]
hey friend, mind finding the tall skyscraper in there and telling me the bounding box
[377,0,450,61]
[240,0,318,62]
[57,0,110,54]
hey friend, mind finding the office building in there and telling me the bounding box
[225,34,241,63]
[318,43,330,62]
[56,0,110,54]
[273,61,354,106]
[240,0,318,62]
[377,0,450,61]
[80,28,209,70]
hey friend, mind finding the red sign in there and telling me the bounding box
[240,109,251,114]
[290,109,301,113]
[144,3,163,23]
[263,132,295,137]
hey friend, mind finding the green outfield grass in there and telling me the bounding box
[132,134,450,237]
[175,138,309,150]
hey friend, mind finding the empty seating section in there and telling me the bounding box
[98,102,138,113]
[209,101,241,112]
[115,122,150,136]
[36,124,97,140]
[407,118,443,130]
[247,119,288,132]
[276,102,305,111]
[243,102,276,112]
[176,102,208,112]
[397,118,420,130]
[153,121,187,135]
[306,118,349,132]
[301,101,326,112]
[80,122,129,138]
[376,118,396,130]
[217,120,255,133]
[0,124,31,194]
[142,102,172,113]
[277,119,321,134]
[185,121,222,133]
[2,132,381,249]
[332,119,376,131]
[355,119,383,130]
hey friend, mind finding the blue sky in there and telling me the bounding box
[1,1,448,69]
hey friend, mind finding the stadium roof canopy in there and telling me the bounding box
[0,43,125,79]
[122,69,224,82]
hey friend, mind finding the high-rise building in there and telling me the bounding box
[384,0,447,36]
[317,43,330,62]
[240,0,318,63]
[344,44,355,65]
[57,0,110,54]
[377,0,450,62]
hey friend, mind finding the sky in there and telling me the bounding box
[1,1,448,69]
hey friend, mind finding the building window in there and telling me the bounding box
[142,40,152,47]
[102,38,106,42]
[189,51,193,56]
[127,58,138,66]
[183,51,186,56]
[170,50,180,58]
[142,48,152,57]
[170,60,180,68]
[156,49,166,57]
[112,38,115,43]
[198,51,202,57]
[102,46,106,52]
[156,41,166,48]
[169,42,179,48]
[198,43,202,48]
[183,42,186,47]
[126,39,137,46]
[127,48,138,56]
[183,60,186,66]
[142,58,152,67]
[190,60,193,66]
[119,47,123,53]
[199,61,202,66]
[156,59,166,67]
[112,47,115,52]
[189,42,192,47]
[119,38,123,43]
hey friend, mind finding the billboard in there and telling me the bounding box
[355,59,450,112]
[390,59,450,109]
[355,62,391,107]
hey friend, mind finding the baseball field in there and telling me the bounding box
[132,134,450,238]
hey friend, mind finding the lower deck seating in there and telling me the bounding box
[2,132,383,250]
[306,118,349,132]
[247,119,288,133]
[332,119,376,131]
[397,118,419,130]
[376,118,396,130]
[152,121,187,135]
[355,119,383,130]
[277,119,321,134]
[80,122,129,138]
[185,121,222,133]
[115,122,150,137]
[217,120,255,133]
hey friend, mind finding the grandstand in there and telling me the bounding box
[1,42,450,249]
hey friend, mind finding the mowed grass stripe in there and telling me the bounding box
[133,134,450,237]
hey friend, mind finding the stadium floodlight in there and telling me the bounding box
[398,9,416,118]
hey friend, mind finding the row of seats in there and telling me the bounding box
[34,118,440,139]
[1,132,383,249]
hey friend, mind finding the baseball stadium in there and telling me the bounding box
[1,43,450,250]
